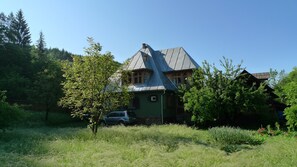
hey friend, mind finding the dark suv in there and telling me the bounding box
[101,110,137,126]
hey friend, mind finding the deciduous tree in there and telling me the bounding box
[276,68,297,130]
[32,60,63,121]
[180,58,269,126]
[59,38,131,134]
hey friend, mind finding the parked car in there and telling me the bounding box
[100,110,137,126]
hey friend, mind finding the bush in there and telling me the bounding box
[209,126,263,145]
[0,91,23,131]
[284,105,297,131]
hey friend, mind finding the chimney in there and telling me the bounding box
[142,43,147,49]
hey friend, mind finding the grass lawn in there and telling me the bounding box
[0,111,297,167]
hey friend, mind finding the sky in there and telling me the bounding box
[1,0,297,73]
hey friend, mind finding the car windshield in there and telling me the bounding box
[127,111,136,117]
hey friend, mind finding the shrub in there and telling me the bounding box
[284,105,297,131]
[209,126,263,145]
[0,91,23,131]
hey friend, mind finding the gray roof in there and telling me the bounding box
[124,51,152,71]
[123,44,199,92]
[157,47,199,72]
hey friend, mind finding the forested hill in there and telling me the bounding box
[0,9,75,110]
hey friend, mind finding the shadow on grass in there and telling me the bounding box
[0,110,88,166]
[16,110,87,128]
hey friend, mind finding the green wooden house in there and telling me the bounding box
[122,43,199,124]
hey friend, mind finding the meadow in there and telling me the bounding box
[0,111,296,167]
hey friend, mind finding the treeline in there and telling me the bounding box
[0,9,74,120]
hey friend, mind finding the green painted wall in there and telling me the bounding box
[132,91,177,123]
[133,91,162,118]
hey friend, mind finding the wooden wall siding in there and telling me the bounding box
[126,70,152,85]
[165,71,193,85]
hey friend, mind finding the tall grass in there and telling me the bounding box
[0,111,296,167]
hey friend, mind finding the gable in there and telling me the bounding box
[124,51,152,71]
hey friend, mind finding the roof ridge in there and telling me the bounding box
[157,46,183,52]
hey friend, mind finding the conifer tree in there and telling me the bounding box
[11,9,31,46]
[0,13,6,44]
[36,31,46,58]
[7,13,15,43]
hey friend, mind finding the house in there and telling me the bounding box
[244,70,286,112]
[122,43,199,124]
[238,70,286,126]
[120,43,285,125]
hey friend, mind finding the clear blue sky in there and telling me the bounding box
[1,0,297,73]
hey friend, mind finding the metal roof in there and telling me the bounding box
[252,72,270,80]
[124,51,152,71]
[158,47,199,72]
[124,44,199,92]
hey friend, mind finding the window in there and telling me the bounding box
[107,112,118,117]
[134,72,142,84]
[172,73,183,85]
[123,71,150,85]
[167,71,191,86]
[172,76,182,85]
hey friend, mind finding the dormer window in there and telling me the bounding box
[123,70,151,85]
[134,72,142,84]
[166,71,192,86]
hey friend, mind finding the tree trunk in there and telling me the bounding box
[91,123,98,135]
[94,123,98,134]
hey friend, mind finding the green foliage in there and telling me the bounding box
[209,126,264,153]
[180,57,269,125]
[283,82,297,106]
[10,9,31,46]
[274,68,297,130]
[46,48,74,61]
[28,32,64,120]
[209,126,263,146]
[284,105,297,130]
[0,10,68,114]
[257,123,283,136]
[0,72,32,103]
[0,13,7,44]
[31,60,63,120]
[59,37,131,134]
[274,68,297,104]
[0,90,7,103]
[0,91,23,131]
[0,38,33,103]
[36,31,46,55]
